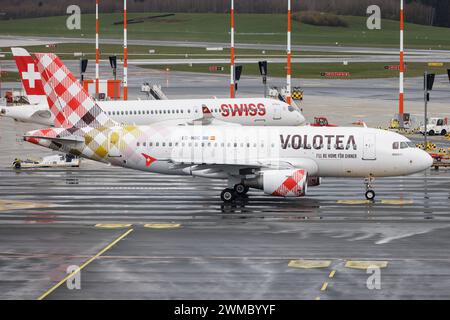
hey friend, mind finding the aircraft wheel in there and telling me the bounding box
[234,184,249,195]
[221,188,236,203]
[365,190,376,201]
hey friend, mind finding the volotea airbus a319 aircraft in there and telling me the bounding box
[0,48,304,128]
[23,52,433,202]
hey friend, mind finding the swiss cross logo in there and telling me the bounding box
[22,63,41,89]
[13,52,46,97]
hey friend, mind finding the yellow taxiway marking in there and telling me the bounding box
[288,260,331,269]
[381,200,414,205]
[429,62,444,67]
[345,261,388,270]
[95,223,132,229]
[321,282,329,291]
[337,200,372,205]
[0,200,52,212]
[329,270,336,278]
[37,228,134,300]
[144,223,181,229]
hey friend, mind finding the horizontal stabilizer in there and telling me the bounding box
[23,134,84,144]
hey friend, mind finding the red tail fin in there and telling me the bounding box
[11,48,47,105]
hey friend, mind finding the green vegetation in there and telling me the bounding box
[0,42,366,61]
[0,71,19,82]
[0,43,285,60]
[292,11,348,28]
[143,62,450,79]
[0,13,450,49]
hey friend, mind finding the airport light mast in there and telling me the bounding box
[286,0,292,105]
[399,0,405,127]
[123,0,128,100]
[230,0,235,98]
[95,0,100,97]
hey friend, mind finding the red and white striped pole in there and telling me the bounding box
[286,0,292,105]
[95,0,100,97]
[123,0,128,100]
[230,0,235,98]
[399,0,405,125]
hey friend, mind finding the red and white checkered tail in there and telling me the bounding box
[34,53,117,129]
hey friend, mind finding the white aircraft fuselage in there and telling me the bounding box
[1,98,304,127]
[26,125,432,179]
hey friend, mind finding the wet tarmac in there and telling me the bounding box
[1,164,450,300]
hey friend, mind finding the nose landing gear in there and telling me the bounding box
[364,176,376,201]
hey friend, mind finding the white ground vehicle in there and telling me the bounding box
[419,117,450,136]
[12,154,80,169]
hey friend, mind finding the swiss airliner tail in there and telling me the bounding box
[11,48,47,105]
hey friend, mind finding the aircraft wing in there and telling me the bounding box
[168,157,319,176]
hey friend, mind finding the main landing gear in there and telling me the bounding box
[221,184,249,203]
[364,176,376,201]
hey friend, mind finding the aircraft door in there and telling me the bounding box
[225,127,237,164]
[108,130,122,158]
[273,105,282,120]
[362,134,376,160]
[236,133,249,164]
[192,126,204,164]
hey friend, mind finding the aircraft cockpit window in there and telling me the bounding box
[400,142,408,149]
[288,105,295,112]
[407,142,417,148]
[393,142,399,149]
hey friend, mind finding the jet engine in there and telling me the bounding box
[307,176,321,187]
[244,169,308,197]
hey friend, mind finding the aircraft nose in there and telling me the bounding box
[417,149,433,172]
[297,112,306,125]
